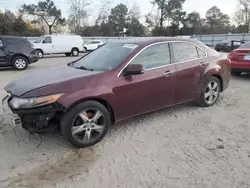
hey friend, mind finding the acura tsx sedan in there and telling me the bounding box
[2,38,231,148]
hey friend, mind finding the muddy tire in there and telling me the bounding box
[60,101,110,148]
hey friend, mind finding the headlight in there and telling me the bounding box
[10,93,63,109]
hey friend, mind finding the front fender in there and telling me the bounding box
[58,86,117,114]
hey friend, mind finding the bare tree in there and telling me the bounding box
[128,3,140,20]
[95,0,112,25]
[68,0,91,34]
[235,0,250,32]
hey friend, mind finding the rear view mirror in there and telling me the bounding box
[124,64,145,76]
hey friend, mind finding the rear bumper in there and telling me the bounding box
[231,60,250,71]
[28,55,39,64]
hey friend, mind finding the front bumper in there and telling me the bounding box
[2,95,64,133]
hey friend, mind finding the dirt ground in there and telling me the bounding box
[0,55,250,188]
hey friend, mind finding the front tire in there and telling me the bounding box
[60,101,110,148]
[12,56,28,70]
[197,77,221,107]
[37,50,43,59]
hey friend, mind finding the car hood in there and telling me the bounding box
[5,65,101,96]
[33,42,42,48]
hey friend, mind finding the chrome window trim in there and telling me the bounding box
[117,40,208,77]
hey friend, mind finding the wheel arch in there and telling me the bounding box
[71,47,79,52]
[211,74,223,92]
[66,97,116,124]
[36,49,44,54]
[11,54,30,64]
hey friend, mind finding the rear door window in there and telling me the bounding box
[92,41,101,44]
[172,42,199,63]
[43,36,52,43]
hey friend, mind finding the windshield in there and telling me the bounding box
[239,42,250,49]
[34,36,44,43]
[72,43,138,71]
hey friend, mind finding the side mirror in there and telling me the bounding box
[42,40,46,44]
[124,64,145,76]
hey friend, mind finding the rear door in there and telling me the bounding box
[115,42,176,120]
[171,42,207,103]
[0,39,9,66]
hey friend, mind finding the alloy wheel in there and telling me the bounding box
[204,81,220,104]
[15,59,27,69]
[71,109,105,144]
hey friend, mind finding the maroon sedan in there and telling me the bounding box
[3,38,231,148]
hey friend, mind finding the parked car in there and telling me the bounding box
[33,34,84,58]
[3,38,231,148]
[215,40,244,52]
[0,36,39,70]
[229,41,250,76]
[83,40,104,51]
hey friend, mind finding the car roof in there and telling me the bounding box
[0,36,27,39]
[109,37,198,46]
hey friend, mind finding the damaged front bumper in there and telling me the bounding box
[2,95,65,133]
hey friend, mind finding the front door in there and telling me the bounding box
[42,36,54,54]
[171,42,207,103]
[114,42,176,120]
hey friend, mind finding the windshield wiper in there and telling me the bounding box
[76,66,94,71]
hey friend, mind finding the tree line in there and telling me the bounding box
[1,0,250,37]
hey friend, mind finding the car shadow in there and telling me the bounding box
[0,67,12,71]
[232,73,250,80]
[42,53,87,59]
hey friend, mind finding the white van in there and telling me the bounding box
[33,35,84,58]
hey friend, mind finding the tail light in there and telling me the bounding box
[226,58,231,65]
[228,51,237,60]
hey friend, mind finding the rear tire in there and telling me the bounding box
[197,76,221,107]
[65,53,71,56]
[71,48,79,56]
[60,101,110,148]
[12,56,28,70]
[231,71,241,76]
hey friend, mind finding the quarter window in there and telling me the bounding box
[197,47,206,58]
[172,42,199,63]
[130,43,171,70]
[43,37,52,43]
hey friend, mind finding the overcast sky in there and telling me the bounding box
[1,0,238,20]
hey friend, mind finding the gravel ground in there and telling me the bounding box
[0,55,250,188]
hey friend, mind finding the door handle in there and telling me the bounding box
[163,70,172,77]
[200,62,206,67]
